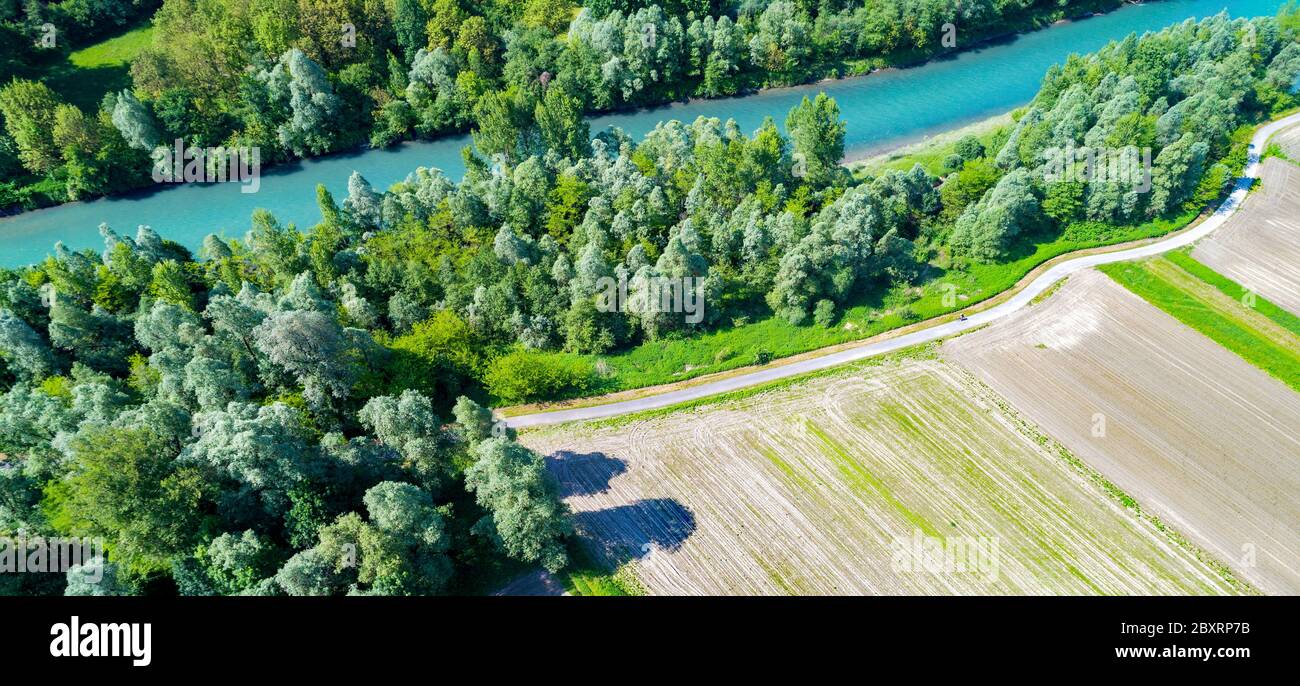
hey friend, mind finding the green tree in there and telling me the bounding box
[109,89,162,151]
[252,309,360,404]
[149,260,197,310]
[358,390,453,492]
[938,159,1001,224]
[544,173,593,243]
[0,308,54,381]
[452,395,501,444]
[748,1,812,81]
[59,425,207,572]
[472,90,523,165]
[949,168,1041,262]
[535,86,591,161]
[391,0,429,61]
[385,310,483,407]
[522,0,575,34]
[182,401,314,517]
[1042,181,1086,225]
[0,79,63,173]
[254,49,343,157]
[785,93,845,188]
[955,135,985,162]
[464,437,571,572]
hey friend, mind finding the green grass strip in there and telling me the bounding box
[68,25,154,68]
[1098,259,1300,393]
[1165,250,1300,336]
[523,343,940,433]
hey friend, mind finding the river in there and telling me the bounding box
[0,0,1286,268]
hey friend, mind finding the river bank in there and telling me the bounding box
[0,0,1134,221]
[1,0,1286,268]
[847,112,1016,174]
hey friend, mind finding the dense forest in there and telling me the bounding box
[0,9,1297,595]
[1,0,1132,208]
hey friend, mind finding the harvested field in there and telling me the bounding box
[1275,125,1300,163]
[944,269,1300,595]
[1098,255,1300,391]
[522,353,1242,596]
[1193,157,1300,314]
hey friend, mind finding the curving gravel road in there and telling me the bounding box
[505,113,1300,429]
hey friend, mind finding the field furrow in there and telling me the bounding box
[1193,157,1300,315]
[524,354,1243,595]
[944,269,1300,594]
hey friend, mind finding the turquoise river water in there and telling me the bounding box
[0,0,1286,268]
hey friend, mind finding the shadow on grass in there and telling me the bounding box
[43,63,131,111]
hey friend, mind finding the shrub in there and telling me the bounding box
[485,350,594,404]
[955,135,985,161]
[39,375,73,400]
[1188,162,1232,210]
[385,310,483,408]
[813,299,836,327]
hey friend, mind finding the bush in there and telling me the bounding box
[1,178,65,211]
[0,182,18,210]
[939,158,1002,224]
[384,310,483,409]
[955,135,985,161]
[1188,162,1232,210]
[813,299,836,327]
[485,350,595,404]
[1042,180,1085,225]
[753,350,773,365]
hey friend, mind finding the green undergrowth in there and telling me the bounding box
[559,544,645,596]
[567,209,1199,402]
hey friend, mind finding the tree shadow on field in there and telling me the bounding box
[545,451,627,496]
[573,498,697,567]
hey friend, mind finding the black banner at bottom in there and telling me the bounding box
[2,595,1291,674]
